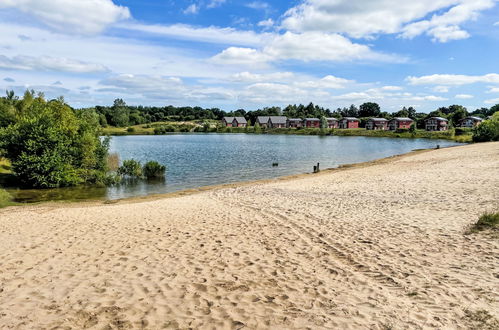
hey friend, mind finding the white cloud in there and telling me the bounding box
[433,86,450,93]
[0,55,109,73]
[494,21,499,26]
[487,87,499,93]
[212,31,403,65]
[246,1,270,10]
[455,94,474,99]
[381,86,403,91]
[400,0,495,42]
[207,0,226,8]
[258,19,274,28]
[211,47,272,67]
[183,4,199,15]
[0,0,130,35]
[407,73,499,85]
[484,98,499,104]
[282,0,496,42]
[229,71,294,83]
[294,75,354,89]
[118,23,269,47]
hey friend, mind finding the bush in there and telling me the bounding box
[0,94,109,188]
[127,127,135,133]
[154,125,176,134]
[0,188,14,208]
[143,161,166,179]
[472,112,499,142]
[118,159,142,178]
[106,153,120,172]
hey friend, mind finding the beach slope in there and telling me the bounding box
[0,142,498,329]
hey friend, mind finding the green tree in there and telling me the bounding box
[254,121,261,133]
[111,98,129,127]
[359,102,381,117]
[0,95,109,187]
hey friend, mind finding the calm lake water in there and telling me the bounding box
[7,134,462,202]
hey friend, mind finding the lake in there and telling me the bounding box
[7,134,462,202]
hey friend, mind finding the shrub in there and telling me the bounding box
[127,127,135,133]
[143,161,166,179]
[118,159,142,178]
[107,153,120,172]
[472,112,499,142]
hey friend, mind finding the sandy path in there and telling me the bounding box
[0,142,498,329]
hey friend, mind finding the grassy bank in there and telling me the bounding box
[101,122,472,142]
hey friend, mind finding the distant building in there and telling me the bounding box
[458,116,483,128]
[326,118,339,129]
[267,116,288,128]
[338,117,360,129]
[425,117,448,131]
[256,116,270,128]
[303,118,320,128]
[287,118,303,128]
[388,117,413,130]
[366,118,388,130]
[222,117,247,127]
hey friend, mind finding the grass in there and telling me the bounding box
[0,188,15,208]
[0,157,12,174]
[466,211,499,236]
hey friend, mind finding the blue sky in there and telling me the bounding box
[0,0,498,112]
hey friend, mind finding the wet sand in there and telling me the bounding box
[0,142,498,329]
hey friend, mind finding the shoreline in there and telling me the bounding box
[0,142,497,328]
[1,146,437,210]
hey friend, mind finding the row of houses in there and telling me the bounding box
[222,116,484,131]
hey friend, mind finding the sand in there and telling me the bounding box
[0,142,498,329]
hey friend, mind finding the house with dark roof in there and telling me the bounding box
[458,116,483,128]
[425,117,448,131]
[338,117,360,129]
[366,118,388,130]
[222,117,247,127]
[388,117,413,130]
[267,116,288,128]
[256,116,270,128]
[287,118,303,128]
[303,118,320,128]
[326,118,339,128]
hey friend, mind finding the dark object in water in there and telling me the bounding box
[313,162,320,173]
[272,162,279,167]
[436,144,440,149]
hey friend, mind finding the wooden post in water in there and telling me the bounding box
[313,162,320,173]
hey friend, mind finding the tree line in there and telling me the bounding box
[83,98,498,129]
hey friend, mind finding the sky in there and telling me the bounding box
[0,0,498,112]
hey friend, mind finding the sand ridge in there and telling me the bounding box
[0,142,498,329]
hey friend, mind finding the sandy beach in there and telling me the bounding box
[0,142,498,329]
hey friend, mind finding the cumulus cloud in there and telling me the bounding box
[407,73,499,85]
[0,0,130,35]
[433,86,450,93]
[258,19,275,28]
[3,77,15,82]
[282,0,496,42]
[400,0,495,42]
[212,32,403,65]
[455,94,474,99]
[487,87,499,93]
[0,55,110,73]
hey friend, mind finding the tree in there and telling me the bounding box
[0,95,109,187]
[359,102,381,117]
[254,121,261,133]
[110,98,129,127]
